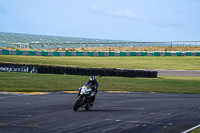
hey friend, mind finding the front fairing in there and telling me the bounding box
[77,83,92,107]
[78,92,91,99]
[79,84,92,95]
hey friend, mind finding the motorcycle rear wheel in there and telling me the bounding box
[85,103,92,110]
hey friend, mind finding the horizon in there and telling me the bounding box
[0,31,125,42]
[1,32,200,43]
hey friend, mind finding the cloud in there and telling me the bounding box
[90,5,137,19]
[89,5,181,28]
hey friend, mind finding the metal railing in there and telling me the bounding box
[12,41,200,50]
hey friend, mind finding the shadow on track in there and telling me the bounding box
[76,109,126,112]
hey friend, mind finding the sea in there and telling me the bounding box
[0,32,127,49]
[0,32,199,49]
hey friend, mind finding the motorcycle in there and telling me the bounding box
[73,83,95,111]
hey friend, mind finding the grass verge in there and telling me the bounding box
[0,55,200,70]
[190,128,200,133]
[0,72,200,94]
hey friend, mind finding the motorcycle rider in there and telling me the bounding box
[78,75,98,105]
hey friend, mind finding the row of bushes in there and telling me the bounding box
[0,63,157,78]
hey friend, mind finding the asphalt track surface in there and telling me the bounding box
[0,92,200,133]
[158,70,200,76]
[149,69,200,76]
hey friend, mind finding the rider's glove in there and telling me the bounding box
[91,92,95,96]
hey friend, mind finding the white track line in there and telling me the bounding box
[181,124,200,133]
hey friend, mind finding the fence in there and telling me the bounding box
[12,41,200,50]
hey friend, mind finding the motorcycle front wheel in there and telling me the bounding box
[73,99,81,111]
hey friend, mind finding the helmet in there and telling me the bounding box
[89,75,95,83]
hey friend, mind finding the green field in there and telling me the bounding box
[0,72,200,94]
[190,128,200,133]
[0,55,200,70]
[1,55,200,94]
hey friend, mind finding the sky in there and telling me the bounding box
[0,0,200,42]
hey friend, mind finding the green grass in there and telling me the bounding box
[1,55,200,93]
[0,72,200,94]
[0,55,200,70]
[190,128,200,133]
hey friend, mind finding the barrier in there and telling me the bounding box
[1,49,200,56]
[0,63,38,73]
[0,63,157,78]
